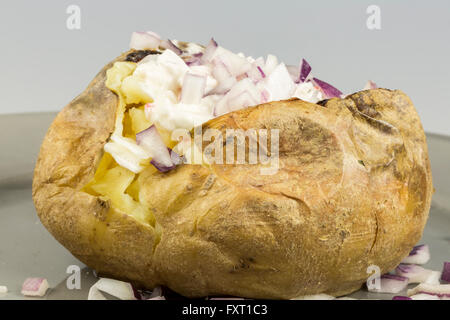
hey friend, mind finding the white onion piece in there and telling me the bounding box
[136,125,173,171]
[395,264,441,284]
[88,286,107,300]
[262,63,296,101]
[291,294,335,300]
[410,293,440,300]
[91,278,136,300]
[0,286,8,294]
[130,32,161,50]
[264,54,278,75]
[407,283,450,298]
[201,38,218,64]
[401,244,431,265]
[181,73,206,105]
[367,274,409,294]
[212,47,252,77]
[160,39,182,55]
[227,91,258,112]
[286,65,299,82]
[21,278,49,297]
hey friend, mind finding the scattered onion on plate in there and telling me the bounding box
[21,277,49,297]
[441,261,450,283]
[401,244,431,265]
[88,278,138,300]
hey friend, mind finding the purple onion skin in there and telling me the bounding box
[299,59,311,83]
[381,274,408,282]
[392,296,412,300]
[150,159,175,173]
[313,77,342,98]
[409,244,426,256]
[442,262,450,283]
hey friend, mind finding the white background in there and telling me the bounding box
[1,0,449,135]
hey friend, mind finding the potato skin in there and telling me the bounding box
[33,51,432,299]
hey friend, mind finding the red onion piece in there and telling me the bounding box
[312,77,343,99]
[395,264,441,284]
[392,296,412,300]
[367,274,409,294]
[286,65,299,82]
[136,125,174,171]
[263,63,296,101]
[363,80,378,90]
[227,90,258,112]
[21,277,49,297]
[160,39,182,55]
[441,262,450,282]
[130,32,161,50]
[201,38,218,64]
[92,278,137,300]
[401,244,431,265]
[181,73,206,104]
[299,59,312,83]
[407,283,450,298]
[257,66,266,78]
[213,47,252,77]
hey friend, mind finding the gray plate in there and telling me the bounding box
[0,113,449,300]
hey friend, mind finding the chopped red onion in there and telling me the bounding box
[160,39,182,55]
[264,54,278,75]
[136,125,174,171]
[363,80,378,90]
[181,73,206,105]
[261,89,270,103]
[147,286,166,300]
[130,32,161,50]
[169,148,184,166]
[263,63,296,101]
[392,296,412,300]
[401,244,431,265]
[312,78,343,99]
[367,274,409,294]
[92,278,137,300]
[227,90,258,112]
[407,283,450,298]
[21,277,49,297]
[286,65,299,83]
[395,264,441,284]
[299,59,312,83]
[212,47,252,77]
[257,66,266,78]
[88,286,107,300]
[441,262,450,282]
[201,38,218,64]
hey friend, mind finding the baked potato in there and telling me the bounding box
[32,35,433,299]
